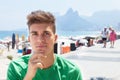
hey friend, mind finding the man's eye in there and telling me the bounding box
[44,32,51,37]
[45,32,50,35]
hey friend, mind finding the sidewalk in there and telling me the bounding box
[62,39,120,80]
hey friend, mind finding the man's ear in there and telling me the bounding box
[54,34,58,42]
[28,36,30,42]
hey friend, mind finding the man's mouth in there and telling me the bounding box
[35,45,47,52]
[36,45,47,48]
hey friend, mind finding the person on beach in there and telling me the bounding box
[108,27,112,33]
[101,27,109,48]
[7,10,82,80]
[7,41,10,51]
[109,29,117,48]
[22,42,27,55]
[107,26,113,41]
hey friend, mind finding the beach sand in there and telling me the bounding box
[0,49,22,80]
[0,39,120,80]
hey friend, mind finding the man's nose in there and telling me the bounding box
[37,35,45,42]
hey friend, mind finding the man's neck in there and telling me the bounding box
[41,53,55,69]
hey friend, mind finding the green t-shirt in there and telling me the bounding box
[7,54,82,80]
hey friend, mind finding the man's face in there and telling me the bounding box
[28,23,57,56]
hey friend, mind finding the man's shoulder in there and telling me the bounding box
[10,54,31,66]
[55,54,81,77]
[55,54,79,69]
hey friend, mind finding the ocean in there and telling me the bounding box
[0,30,100,39]
[0,30,28,39]
[57,31,100,37]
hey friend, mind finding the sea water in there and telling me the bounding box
[0,30,100,39]
[0,30,28,39]
[57,31,100,37]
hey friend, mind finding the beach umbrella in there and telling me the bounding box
[3,36,12,43]
[21,34,25,41]
[15,34,19,49]
[12,33,15,42]
[17,41,26,46]
[12,33,16,49]
[84,36,95,40]
[16,34,19,42]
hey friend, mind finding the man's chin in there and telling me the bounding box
[36,51,45,54]
[34,51,47,58]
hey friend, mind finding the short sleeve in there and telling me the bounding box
[68,67,82,80]
[7,62,19,80]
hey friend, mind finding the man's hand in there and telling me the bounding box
[24,53,47,80]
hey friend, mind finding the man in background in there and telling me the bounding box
[101,27,109,48]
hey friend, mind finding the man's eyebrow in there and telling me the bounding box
[30,31,37,33]
[44,31,50,33]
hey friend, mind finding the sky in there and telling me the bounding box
[1,0,120,30]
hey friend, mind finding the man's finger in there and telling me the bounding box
[37,62,44,69]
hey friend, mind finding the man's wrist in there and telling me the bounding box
[23,74,33,80]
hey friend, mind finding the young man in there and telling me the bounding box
[101,27,109,48]
[7,10,82,80]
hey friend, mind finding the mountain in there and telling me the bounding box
[56,8,95,31]
[82,10,120,31]
[14,9,120,31]
[56,9,120,31]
